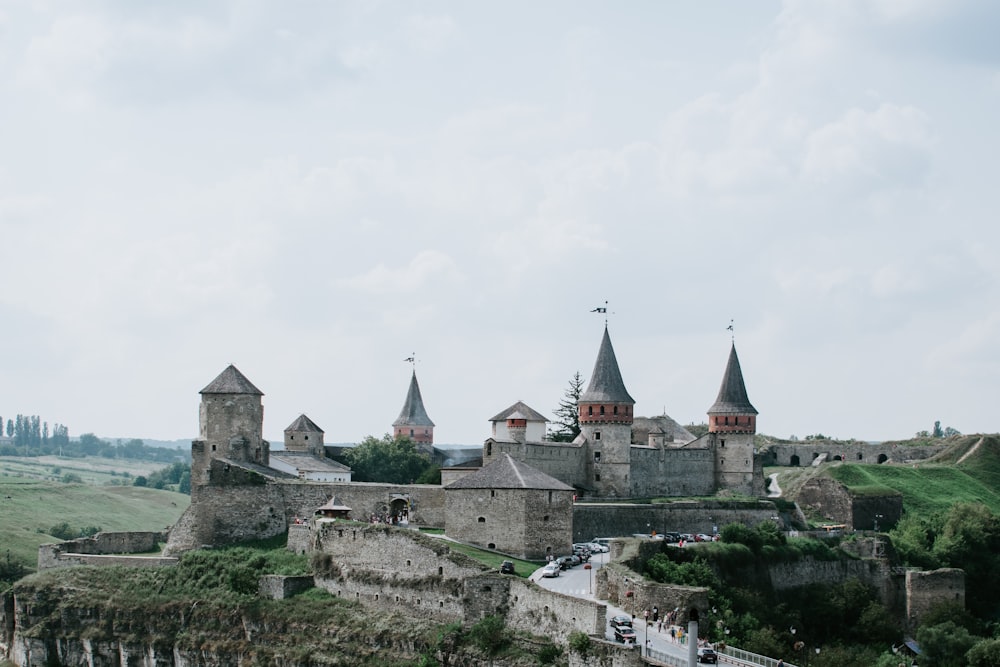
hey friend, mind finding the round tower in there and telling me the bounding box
[579,327,635,497]
[707,343,758,495]
[393,370,435,452]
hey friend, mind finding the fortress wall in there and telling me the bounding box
[258,574,315,599]
[487,441,587,488]
[572,502,780,543]
[505,578,606,642]
[795,477,853,527]
[596,562,709,626]
[38,531,167,570]
[766,442,948,467]
[171,474,447,551]
[906,568,965,628]
[629,448,715,498]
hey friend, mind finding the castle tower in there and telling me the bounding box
[191,364,268,490]
[707,344,758,494]
[579,326,635,497]
[284,414,325,458]
[393,370,435,451]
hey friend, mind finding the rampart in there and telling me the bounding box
[166,470,445,554]
[796,477,903,530]
[573,500,781,543]
[629,446,715,498]
[309,522,606,642]
[906,568,965,628]
[38,531,169,570]
[764,441,947,467]
[258,574,315,599]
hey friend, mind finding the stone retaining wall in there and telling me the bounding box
[38,531,167,570]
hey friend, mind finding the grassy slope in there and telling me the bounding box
[823,434,1000,516]
[0,477,189,570]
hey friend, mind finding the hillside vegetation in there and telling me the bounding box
[0,477,188,573]
[826,434,1000,516]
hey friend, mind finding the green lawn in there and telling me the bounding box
[0,477,189,572]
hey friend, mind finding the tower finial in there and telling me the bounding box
[403,353,416,369]
[727,319,734,342]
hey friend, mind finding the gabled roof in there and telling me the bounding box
[393,371,435,427]
[285,414,324,433]
[489,401,550,423]
[444,453,574,491]
[707,344,758,415]
[271,452,352,473]
[580,327,635,404]
[200,365,263,396]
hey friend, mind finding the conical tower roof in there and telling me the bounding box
[580,327,635,404]
[285,414,324,433]
[392,371,435,427]
[200,364,263,395]
[708,344,757,415]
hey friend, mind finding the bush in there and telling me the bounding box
[466,615,508,655]
[537,643,562,664]
[567,631,591,656]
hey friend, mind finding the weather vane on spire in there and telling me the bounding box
[591,300,610,327]
[403,353,416,369]
[727,319,735,342]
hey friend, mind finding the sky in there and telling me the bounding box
[1,1,998,447]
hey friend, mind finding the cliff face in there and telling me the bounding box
[1,573,442,667]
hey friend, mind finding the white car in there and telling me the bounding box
[588,542,609,553]
[541,562,561,578]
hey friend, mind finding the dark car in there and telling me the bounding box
[697,647,718,664]
[662,532,682,543]
[499,560,515,575]
[614,625,637,644]
[609,614,632,630]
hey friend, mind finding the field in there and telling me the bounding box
[0,454,174,486]
[0,474,189,572]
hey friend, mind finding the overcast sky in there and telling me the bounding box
[1,1,998,447]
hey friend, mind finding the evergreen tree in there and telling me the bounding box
[549,371,583,442]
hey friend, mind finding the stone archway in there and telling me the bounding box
[790,454,801,467]
[877,454,888,464]
[389,495,410,524]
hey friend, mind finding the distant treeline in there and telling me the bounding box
[0,414,189,463]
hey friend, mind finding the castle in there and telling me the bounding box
[483,327,765,498]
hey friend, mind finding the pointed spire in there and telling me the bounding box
[580,327,635,404]
[200,364,263,395]
[708,344,757,415]
[393,370,435,427]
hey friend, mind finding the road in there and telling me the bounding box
[531,552,703,664]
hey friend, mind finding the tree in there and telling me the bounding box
[340,434,433,484]
[549,371,583,442]
[916,621,977,667]
[933,420,944,438]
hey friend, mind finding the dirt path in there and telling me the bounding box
[956,436,984,465]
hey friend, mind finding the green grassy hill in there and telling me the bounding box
[823,434,1000,516]
[1,477,189,572]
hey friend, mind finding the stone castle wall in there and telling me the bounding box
[484,440,587,487]
[629,446,715,498]
[796,477,903,531]
[906,568,965,628]
[765,442,948,467]
[37,531,167,570]
[572,501,781,543]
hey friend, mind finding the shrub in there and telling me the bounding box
[567,631,591,656]
[467,615,508,655]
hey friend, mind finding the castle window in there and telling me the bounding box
[548,491,552,503]
[211,444,217,452]
[595,431,601,441]
[543,515,549,522]
[588,406,593,416]
[613,406,618,415]
[600,405,605,415]
[304,435,309,440]
[406,559,411,567]
[487,442,492,456]
[290,435,294,440]
[745,459,749,465]
[594,452,601,462]
[724,416,729,425]
[722,459,725,465]
[595,473,601,481]
[410,429,414,436]
[721,440,725,447]
[488,543,495,549]
[438,566,443,575]
[490,489,495,498]
[478,517,486,523]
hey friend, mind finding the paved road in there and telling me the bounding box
[531,552,699,664]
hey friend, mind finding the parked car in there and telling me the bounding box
[587,542,609,553]
[541,562,561,578]
[679,533,695,543]
[661,532,682,543]
[614,625,637,644]
[499,560,515,575]
[697,647,718,663]
[696,534,713,542]
[609,614,632,630]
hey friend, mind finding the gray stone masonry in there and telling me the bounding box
[573,500,781,543]
[258,574,315,599]
[38,531,167,570]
